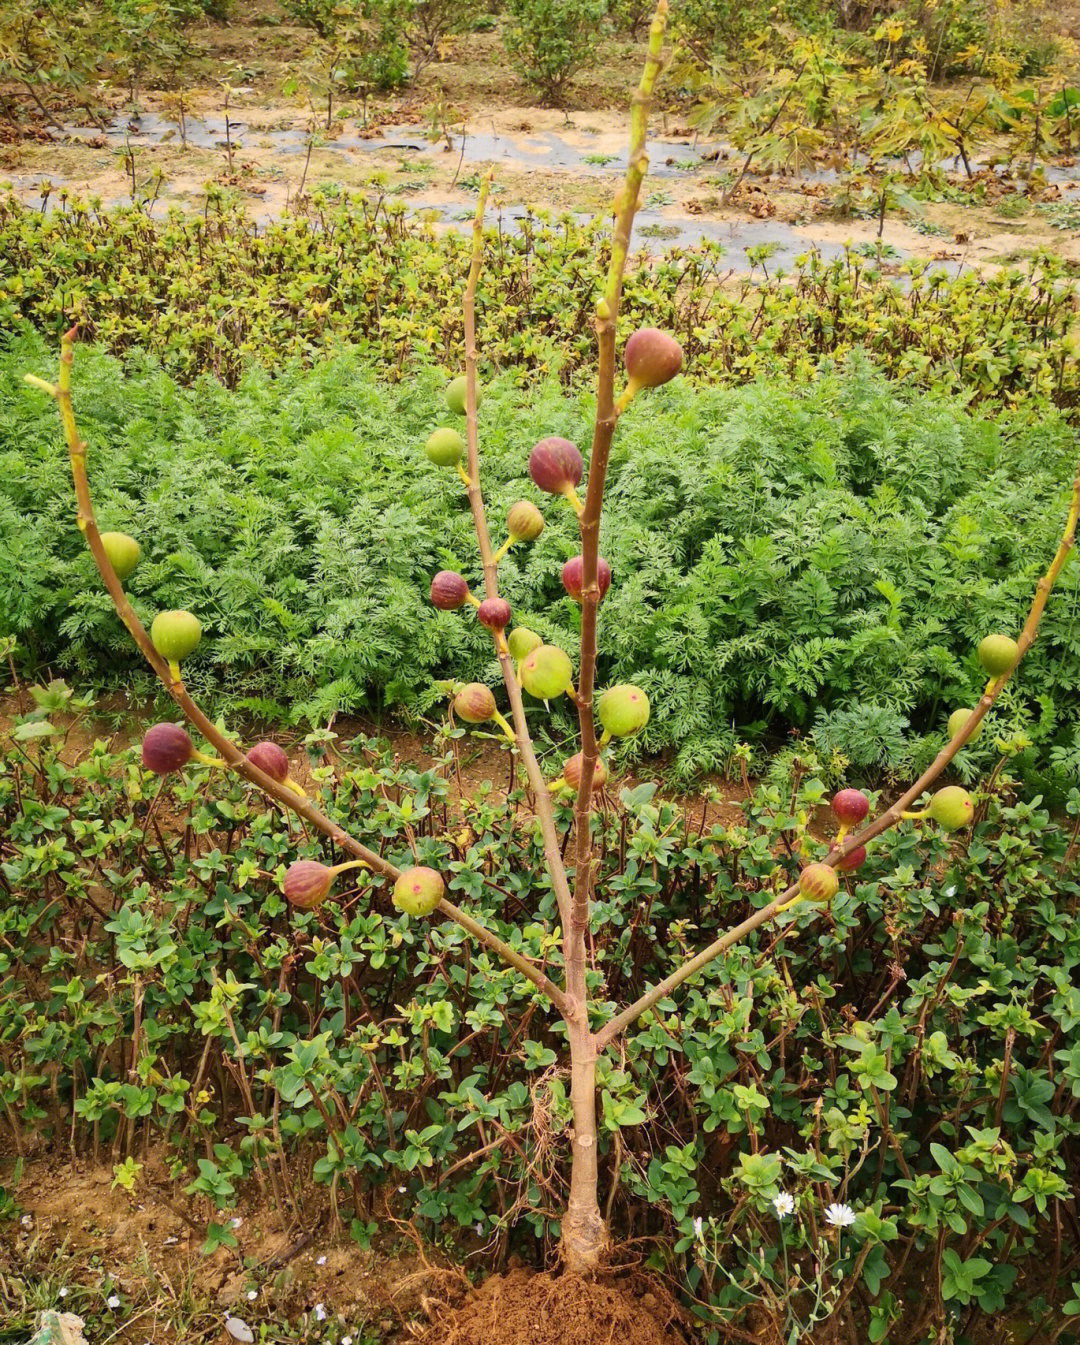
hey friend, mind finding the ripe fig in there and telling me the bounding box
[947,708,983,743]
[506,500,545,543]
[455,683,497,723]
[445,375,482,416]
[929,786,974,831]
[835,845,866,873]
[520,645,574,700]
[597,684,649,738]
[246,740,289,782]
[142,722,194,774]
[507,627,542,663]
[832,789,869,826]
[425,427,466,467]
[100,531,141,582]
[477,597,512,631]
[561,554,612,604]
[394,866,445,917]
[151,610,202,663]
[283,860,334,910]
[563,752,608,792]
[528,437,583,504]
[799,863,839,904]
[624,328,683,391]
[430,570,471,610]
[977,633,1018,678]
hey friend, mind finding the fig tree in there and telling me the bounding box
[520,644,574,700]
[597,684,649,738]
[455,683,497,723]
[528,437,584,511]
[151,610,202,663]
[477,597,512,631]
[425,427,466,467]
[561,555,612,604]
[928,785,974,831]
[623,328,683,394]
[430,570,472,610]
[799,862,839,904]
[832,789,869,826]
[507,627,542,663]
[947,708,983,743]
[977,633,1018,678]
[445,375,481,416]
[393,866,445,917]
[100,531,141,582]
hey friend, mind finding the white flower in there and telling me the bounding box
[20,1214,33,1227]
[774,1191,795,1219]
[692,1216,704,1239]
[247,1289,258,1301]
[342,1338,353,1345]
[475,1222,483,1235]
[107,1295,121,1309]
[230,1216,243,1229]
[314,1303,327,1322]
[397,1185,406,1194]
[58,1288,69,1299]
[825,1202,856,1228]
[224,1317,255,1344]
[316,1255,327,1266]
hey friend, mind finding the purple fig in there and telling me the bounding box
[430,570,471,610]
[624,328,683,391]
[528,437,583,503]
[246,740,289,782]
[141,722,194,774]
[835,845,866,873]
[561,554,611,604]
[283,860,334,909]
[454,683,497,723]
[563,752,608,792]
[477,597,512,631]
[832,789,869,826]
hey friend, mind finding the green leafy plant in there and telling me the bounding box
[501,0,607,105]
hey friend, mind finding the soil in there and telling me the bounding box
[415,1266,696,1345]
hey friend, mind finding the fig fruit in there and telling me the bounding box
[977,633,1018,678]
[528,438,583,500]
[283,860,334,910]
[246,740,289,782]
[506,499,545,543]
[394,866,445,917]
[430,570,471,610]
[597,684,649,737]
[100,531,141,582]
[799,863,839,904]
[445,375,481,416]
[835,845,866,873]
[947,708,983,743]
[151,610,202,663]
[142,722,193,774]
[624,328,683,391]
[563,752,608,792]
[477,597,512,631]
[507,627,542,663]
[455,683,497,723]
[929,786,974,831]
[520,644,573,700]
[832,789,869,826]
[561,554,612,604]
[425,427,466,467]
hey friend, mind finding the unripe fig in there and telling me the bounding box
[142,722,193,774]
[528,437,583,497]
[393,866,445,917]
[799,862,839,904]
[563,752,608,792]
[477,597,512,631]
[246,740,289,782]
[445,375,481,416]
[507,627,542,662]
[455,682,497,723]
[430,570,471,610]
[929,786,974,831]
[425,427,466,467]
[520,645,574,700]
[624,328,683,390]
[835,845,866,873]
[597,684,650,737]
[283,859,333,910]
[561,554,612,604]
[506,500,545,542]
[100,531,141,582]
[947,708,983,743]
[977,633,1018,678]
[151,610,202,662]
[832,789,869,826]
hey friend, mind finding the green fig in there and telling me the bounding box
[929,786,975,831]
[151,610,202,663]
[520,644,573,700]
[445,375,481,416]
[394,866,445,917]
[100,531,141,582]
[597,684,649,738]
[799,863,839,904]
[507,627,542,663]
[425,427,466,467]
[947,708,983,743]
[977,633,1018,678]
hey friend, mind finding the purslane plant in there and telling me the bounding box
[25,0,1080,1275]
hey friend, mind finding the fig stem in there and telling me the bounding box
[23,374,58,396]
[192,750,227,768]
[562,485,585,517]
[547,776,567,793]
[167,660,182,683]
[492,710,516,743]
[614,380,639,413]
[456,462,473,489]
[465,592,481,609]
[328,859,369,877]
[284,775,308,799]
[901,808,931,820]
[492,536,515,564]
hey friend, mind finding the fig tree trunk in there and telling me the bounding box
[561,1025,607,1273]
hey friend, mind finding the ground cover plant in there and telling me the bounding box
[4,333,1080,785]
[12,4,1080,1338]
